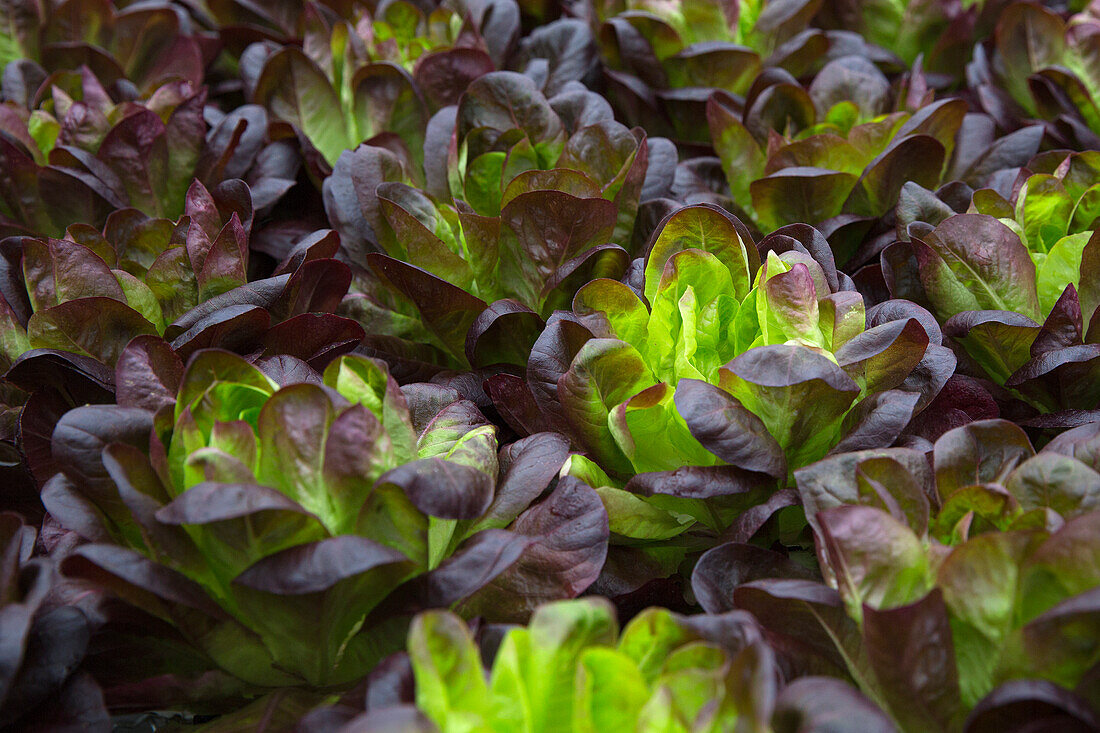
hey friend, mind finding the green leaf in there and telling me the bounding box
[596,486,693,540]
[488,598,618,733]
[817,506,934,623]
[324,355,418,463]
[707,97,766,221]
[115,270,166,333]
[27,297,158,366]
[0,295,30,366]
[573,278,650,354]
[256,384,338,528]
[573,648,649,732]
[643,205,753,305]
[561,454,617,490]
[27,110,59,158]
[937,532,1033,706]
[921,214,1042,321]
[646,249,738,384]
[253,47,351,166]
[1017,513,1100,623]
[610,383,716,474]
[751,168,859,232]
[1017,175,1074,252]
[1036,231,1091,315]
[558,338,657,476]
[409,610,491,729]
[463,151,506,216]
[618,606,704,682]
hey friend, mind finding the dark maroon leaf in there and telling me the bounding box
[272,230,340,277]
[413,48,495,109]
[271,258,352,320]
[389,529,532,612]
[898,343,957,412]
[499,191,617,300]
[95,109,173,217]
[339,706,438,733]
[52,406,153,506]
[835,318,930,395]
[378,458,494,520]
[863,589,963,731]
[365,652,416,709]
[761,224,838,292]
[459,476,608,621]
[368,254,487,361]
[260,313,364,370]
[481,432,570,528]
[5,349,114,398]
[322,144,409,259]
[39,475,112,544]
[922,214,1042,320]
[199,105,269,183]
[960,125,1044,185]
[1019,410,1100,430]
[674,379,786,478]
[845,135,947,219]
[934,419,1035,497]
[484,373,550,437]
[464,300,544,369]
[114,336,183,412]
[1033,285,1084,356]
[169,304,271,360]
[12,671,109,733]
[165,276,289,339]
[154,482,314,526]
[732,579,857,677]
[62,544,225,617]
[400,384,462,436]
[233,535,412,595]
[719,488,802,545]
[255,355,321,387]
[692,542,818,614]
[624,464,772,500]
[831,389,922,454]
[808,56,890,118]
[0,606,90,725]
[526,314,594,431]
[773,677,896,733]
[965,679,1100,733]
[1043,422,1100,469]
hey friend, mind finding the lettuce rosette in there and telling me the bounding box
[594,0,826,143]
[44,350,607,705]
[707,419,1100,729]
[972,2,1100,148]
[0,73,296,239]
[389,597,891,733]
[513,204,952,554]
[246,0,520,177]
[896,152,1100,424]
[325,71,650,373]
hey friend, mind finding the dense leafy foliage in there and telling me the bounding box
[1,0,1099,730]
[403,597,891,732]
[890,153,1100,421]
[48,350,603,701]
